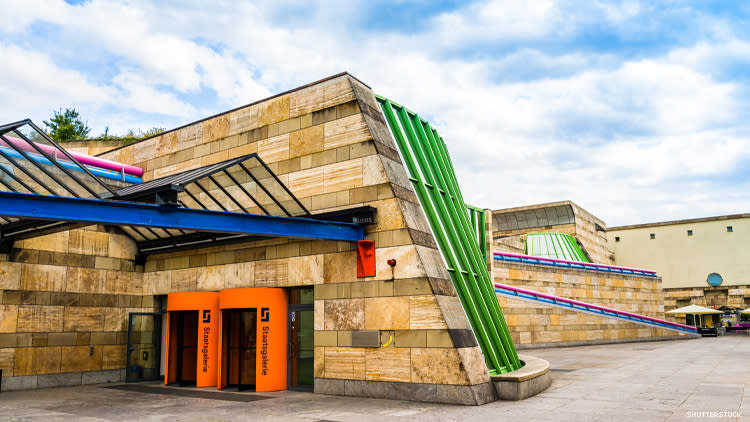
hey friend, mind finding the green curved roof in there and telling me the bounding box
[524,232,589,263]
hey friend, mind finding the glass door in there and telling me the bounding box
[288,288,313,390]
[223,309,257,391]
[177,311,198,386]
[126,313,162,382]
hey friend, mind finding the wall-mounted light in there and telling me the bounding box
[386,259,396,282]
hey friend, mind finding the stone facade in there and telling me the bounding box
[0,73,495,404]
[664,285,750,314]
[492,201,609,264]
[493,261,681,347]
[0,226,158,391]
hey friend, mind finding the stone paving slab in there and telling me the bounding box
[0,336,747,421]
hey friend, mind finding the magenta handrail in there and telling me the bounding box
[493,251,657,275]
[1,136,143,176]
[494,282,697,331]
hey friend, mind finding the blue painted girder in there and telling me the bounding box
[0,191,365,242]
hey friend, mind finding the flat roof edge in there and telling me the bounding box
[491,200,574,214]
[609,213,750,231]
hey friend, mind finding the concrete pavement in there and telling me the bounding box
[0,335,747,421]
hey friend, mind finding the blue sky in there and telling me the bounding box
[1,0,749,225]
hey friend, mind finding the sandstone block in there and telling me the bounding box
[324,114,371,149]
[21,264,66,291]
[258,95,290,126]
[288,255,323,286]
[289,125,324,159]
[324,159,363,193]
[365,347,411,382]
[61,345,103,373]
[0,347,14,376]
[411,348,470,385]
[0,262,22,290]
[202,115,230,144]
[255,260,288,287]
[228,105,259,136]
[63,307,105,332]
[324,299,365,330]
[0,305,18,333]
[324,252,357,283]
[14,346,61,376]
[409,296,448,329]
[364,296,409,330]
[324,347,365,380]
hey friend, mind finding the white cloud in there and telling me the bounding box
[111,72,195,117]
[0,42,115,121]
[0,0,748,225]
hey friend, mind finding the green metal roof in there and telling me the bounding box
[524,232,589,263]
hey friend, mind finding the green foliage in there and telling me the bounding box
[43,108,90,141]
[44,107,166,144]
[94,127,166,144]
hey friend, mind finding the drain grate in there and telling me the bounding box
[550,368,576,372]
[103,384,274,402]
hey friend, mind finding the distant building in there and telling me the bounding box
[608,214,750,320]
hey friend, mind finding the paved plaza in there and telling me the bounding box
[0,336,747,422]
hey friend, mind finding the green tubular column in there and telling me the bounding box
[380,101,504,372]
[401,108,511,372]
[466,204,487,258]
[417,117,518,369]
[376,95,521,374]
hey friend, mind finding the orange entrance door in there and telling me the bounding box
[165,292,219,388]
[219,288,287,392]
[220,309,257,391]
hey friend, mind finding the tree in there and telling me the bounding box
[43,108,90,141]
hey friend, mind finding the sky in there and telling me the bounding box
[1,0,749,226]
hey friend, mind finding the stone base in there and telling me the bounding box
[0,369,125,392]
[314,378,497,405]
[491,354,551,401]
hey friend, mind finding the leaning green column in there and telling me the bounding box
[376,95,521,374]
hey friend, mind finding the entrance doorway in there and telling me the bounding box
[288,288,313,390]
[168,310,199,386]
[221,309,258,391]
[126,313,162,382]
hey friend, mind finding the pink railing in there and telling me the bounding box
[1,136,142,176]
[493,251,657,276]
[494,282,697,333]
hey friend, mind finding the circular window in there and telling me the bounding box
[707,273,723,287]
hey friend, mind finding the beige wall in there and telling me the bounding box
[0,226,157,390]
[493,261,680,347]
[608,215,750,289]
[91,73,493,404]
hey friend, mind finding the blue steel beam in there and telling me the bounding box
[0,191,364,242]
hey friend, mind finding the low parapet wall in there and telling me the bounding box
[493,259,683,347]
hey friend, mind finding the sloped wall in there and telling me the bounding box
[96,73,495,404]
[493,261,683,347]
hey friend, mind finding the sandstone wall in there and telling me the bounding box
[663,285,750,324]
[96,73,493,404]
[491,201,609,264]
[493,261,682,348]
[0,227,156,391]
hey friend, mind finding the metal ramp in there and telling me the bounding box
[494,282,698,335]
